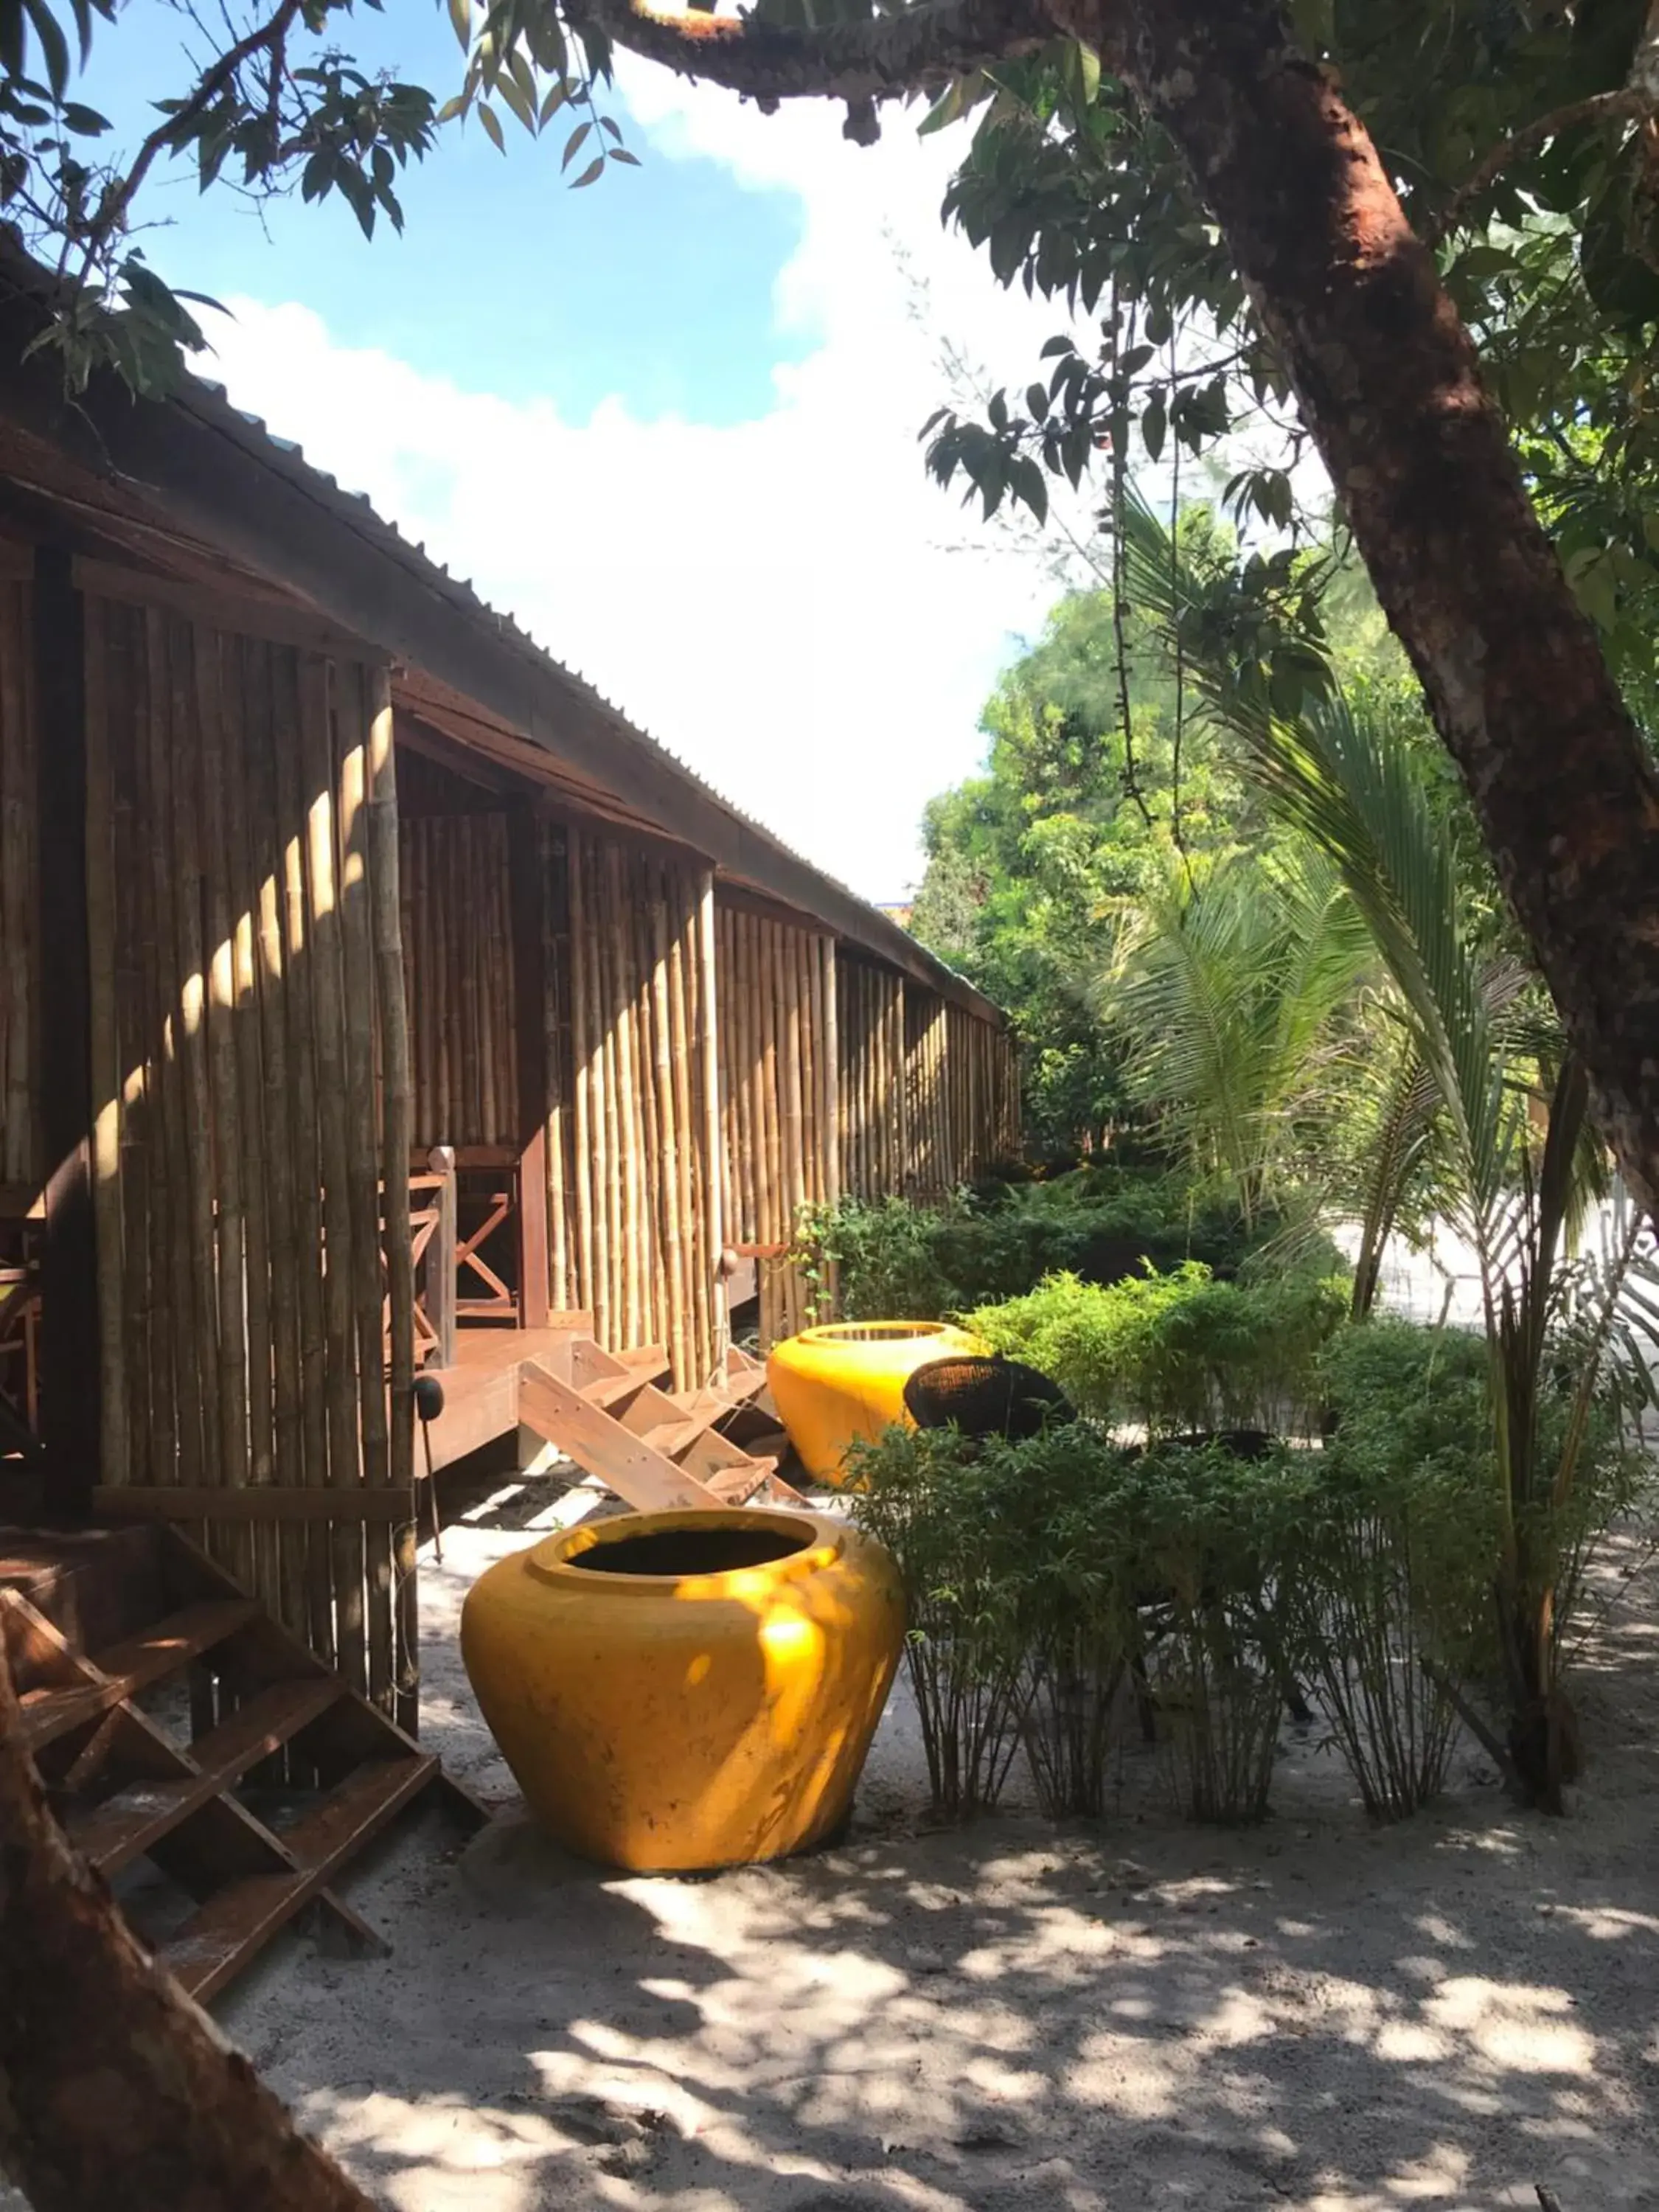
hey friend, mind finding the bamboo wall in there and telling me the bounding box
[716,902,838,1343]
[905,985,953,1196]
[81,589,415,1719]
[838,956,906,1202]
[0,566,36,1191]
[945,1001,1021,1181]
[554,826,723,1390]
[399,807,518,1150]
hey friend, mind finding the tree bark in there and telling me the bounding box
[1108,0,1659,1217]
[0,1641,375,2212]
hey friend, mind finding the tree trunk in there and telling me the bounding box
[1112,0,1659,1218]
[0,1642,376,2212]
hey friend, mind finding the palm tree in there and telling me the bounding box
[1122,492,1653,1810]
[1103,844,1373,1228]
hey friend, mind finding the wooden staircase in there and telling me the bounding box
[427,1326,804,1515]
[1,1523,484,2004]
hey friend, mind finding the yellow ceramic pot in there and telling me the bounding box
[459,1508,905,1873]
[767,1321,983,1482]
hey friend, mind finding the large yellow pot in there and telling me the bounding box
[459,1508,905,1873]
[767,1321,983,1482]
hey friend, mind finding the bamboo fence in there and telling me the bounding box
[552,826,723,1390]
[0,565,36,1191]
[398,807,518,1150]
[836,954,908,1203]
[80,593,417,1722]
[716,900,838,1346]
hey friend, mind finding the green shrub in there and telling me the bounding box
[844,1425,1035,1819]
[1116,1438,1314,1824]
[793,1170,1344,1324]
[1311,1315,1648,1812]
[964,1264,1347,1436]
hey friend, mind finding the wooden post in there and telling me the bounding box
[35,547,98,1520]
[425,1145,459,1370]
[508,808,550,1330]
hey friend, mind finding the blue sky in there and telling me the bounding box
[76,7,1085,898]
[89,4,809,422]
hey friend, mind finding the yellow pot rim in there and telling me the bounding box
[526,1509,843,1596]
[792,1321,967,1346]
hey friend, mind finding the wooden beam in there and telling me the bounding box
[71,556,386,663]
[33,544,97,1521]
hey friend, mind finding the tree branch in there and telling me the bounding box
[564,0,1067,125]
[80,0,307,276]
[1433,0,1659,243]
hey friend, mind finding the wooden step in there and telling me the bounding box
[67,1679,344,1877]
[21,1599,260,1751]
[518,1358,720,1512]
[161,1753,435,2003]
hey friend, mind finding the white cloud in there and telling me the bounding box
[201,70,1091,901]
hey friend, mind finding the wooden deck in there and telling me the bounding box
[419,1321,796,1512]
[420,1316,663,1472]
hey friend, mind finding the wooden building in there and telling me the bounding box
[0,243,1019,1729]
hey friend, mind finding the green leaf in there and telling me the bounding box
[477,100,505,153]
[571,152,605,188]
[561,118,591,170]
[495,73,535,132]
[22,0,68,97]
[1073,41,1100,106]
[1141,390,1166,465]
[608,145,639,166]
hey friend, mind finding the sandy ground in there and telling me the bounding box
[169,1462,1659,2212]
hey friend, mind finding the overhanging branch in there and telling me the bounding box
[566,0,1069,120]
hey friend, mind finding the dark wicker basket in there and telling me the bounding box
[902,1355,1076,1443]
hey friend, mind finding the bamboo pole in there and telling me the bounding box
[368,667,417,1731]
[109,606,158,1486]
[248,641,307,1641]
[220,638,282,1619]
[83,594,129,1491]
[632,863,664,1347]
[543,822,570,1313]
[194,626,257,1604]
[596,852,624,1349]
[142,614,194,1494]
[335,665,392,1710]
[0,580,32,1186]
[165,619,225,1518]
[630,883,664,1347]
[670,890,707,1382]
[582,838,613,1346]
[698,874,725,1371]
[724,908,748,1251]
[274,644,334,1663]
[604,843,640,1349]
[646,891,686,1385]
[567,828,596,1317]
[300,653,365,1694]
